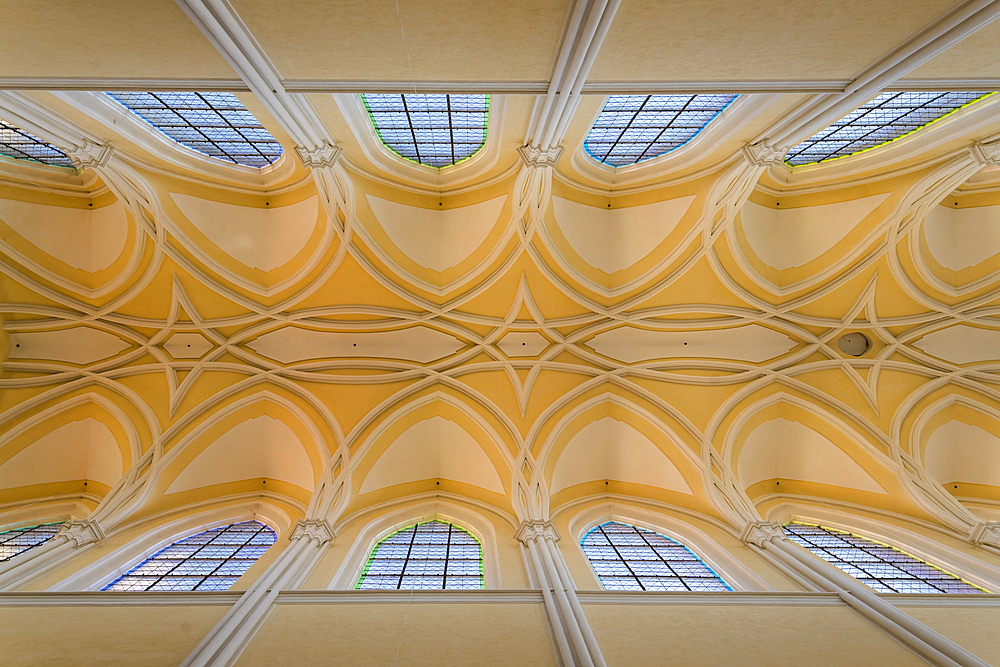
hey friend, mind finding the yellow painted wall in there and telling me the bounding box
[0,604,231,667]
[583,602,920,666]
[235,602,557,666]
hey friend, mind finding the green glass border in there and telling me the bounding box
[361,94,490,169]
[356,519,484,589]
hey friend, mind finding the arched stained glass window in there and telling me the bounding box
[102,520,275,592]
[582,521,732,591]
[0,523,64,562]
[784,523,987,594]
[361,94,489,168]
[106,92,283,168]
[785,91,995,166]
[357,520,484,590]
[585,94,737,167]
[0,120,73,167]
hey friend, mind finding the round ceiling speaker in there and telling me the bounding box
[838,332,870,356]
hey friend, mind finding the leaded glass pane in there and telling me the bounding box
[581,522,732,592]
[356,520,484,590]
[361,94,489,167]
[584,95,737,167]
[0,523,64,562]
[786,91,995,165]
[102,520,275,592]
[0,120,73,167]
[784,523,987,594]
[106,92,283,168]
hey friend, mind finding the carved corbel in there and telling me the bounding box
[739,520,787,548]
[294,141,342,169]
[515,519,561,545]
[969,521,1000,549]
[57,519,106,548]
[970,139,1000,168]
[741,141,788,167]
[289,518,336,546]
[66,140,115,170]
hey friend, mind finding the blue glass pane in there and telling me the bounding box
[0,120,74,167]
[106,92,283,168]
[102,520,275,592]
[356,520,484,590]
[584,95,737,167]
[581,522,732,591]
[786,91,995,165]
[361,94,489,168]
[784,523,987,593]
[0,523,64,561]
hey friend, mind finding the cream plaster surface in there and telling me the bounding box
[366,194,507,272]
[550,417,692,494]
[912,325,1000,364]
[738,418,885,493]
[8,328,130,365]
[162,332,214,360]
[586,324,796,363]
[551,195,695,274]
[924,204,1000,271]
[740,194,890,270]
[0,418,123,489]
[926,420,1000,487]
[497,331,549,357]
[169,194,318,272]
[247,325,465,364]
[166,416,315,494]
[360,416,506,494]
[0,199,127,272]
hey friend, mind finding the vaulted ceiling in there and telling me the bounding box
[0,0,999,543]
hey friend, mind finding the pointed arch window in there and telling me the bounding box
[0,523,64,562]
[106,92,283,168]
[357,520,484,590]
[584,94,737,167]
[0,120,73,167]
[361,94,489,168]
[785,91,995,166]
[102,520,275,592]
[581,521,732,591]
[784,523,987,593]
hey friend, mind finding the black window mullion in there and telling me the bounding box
[601,525,644,590]
[633,95,693,163]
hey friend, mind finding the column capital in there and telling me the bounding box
[742,141,787,167]
[970,140,1000,168]
[739,520,786,548]
[58,519,105,547]
[970,521,1000,548]
[515,520,560,544]
[290,518,335,546]
[294,141,342,169]
[67,140,115,170]
[517,145,563,168]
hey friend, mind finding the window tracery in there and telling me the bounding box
[102,520,275,592]
[785,91,995,165]
[584,94,737,167]
[784,523,987,593]
[106,92,283,168]
[361,94,490,167]
[581,521,732,591]
[356,520,484,590]
[0,523,64,562]
[0,120,73,167]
